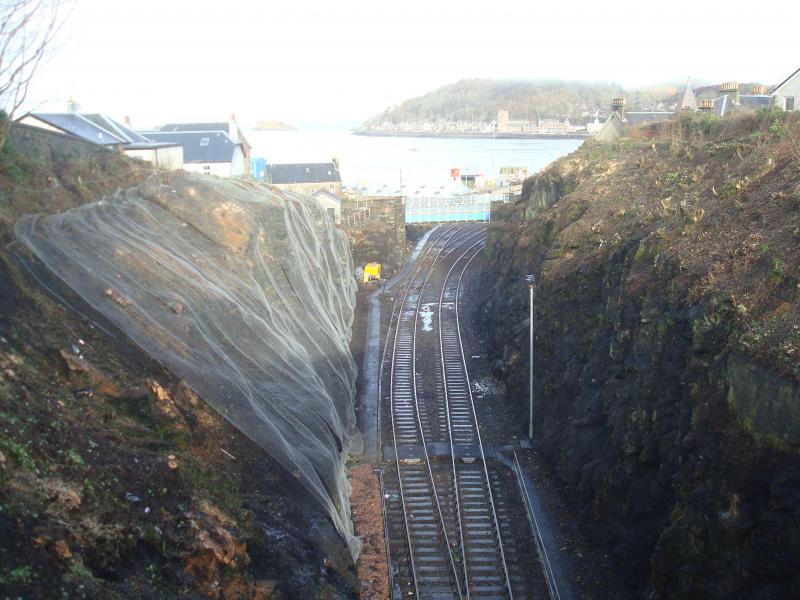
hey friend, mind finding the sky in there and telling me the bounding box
[20,0,800,128]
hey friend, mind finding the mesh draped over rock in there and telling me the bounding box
[15,173,361,554]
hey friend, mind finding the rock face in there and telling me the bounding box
[478,113,800,597]
[16,172,361,554]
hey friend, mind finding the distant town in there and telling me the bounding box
[357,80,787,139]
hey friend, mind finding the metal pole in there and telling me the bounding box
[525,275,535,439]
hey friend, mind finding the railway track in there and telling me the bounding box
[381,224,548,599]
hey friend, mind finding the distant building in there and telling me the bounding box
[17,111,184,170]
[497,109,509,133]
[713,82,772,117]
[594,111,625,143]
[679,78,698,111]
[266,162,343,195]
[771,66,800,111]
[143,130,244,177]
[310,189,342,224]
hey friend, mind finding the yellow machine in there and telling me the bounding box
[363,262,381,283]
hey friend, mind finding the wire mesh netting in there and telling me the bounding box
[16,172,362,555]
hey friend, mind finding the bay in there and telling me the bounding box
[246,129,583,195]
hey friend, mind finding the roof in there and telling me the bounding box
[595,112,624,143]
[158,121,250,151]
[21,113,178,150]
[771,66,800,94]
[624,112,674,124]
[739,95,772,110]
[715,95,728,118]
[267,163,341,185]
[142,131,241,163]
[82,114,151,144]
[26,113,128,145]
[680,80,698,111]
[159,122,229,132]
[311,189,342,204]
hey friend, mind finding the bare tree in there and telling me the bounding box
[0,0,70,146]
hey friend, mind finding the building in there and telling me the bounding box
[679,78,698,111]
[143,130,245,177]
[497,109,509,133]
[713,82,772,117]
[155,115,252,176]
[771,67,800,111]
[266,162,342,195]
[17,111,184,170]
[310,189,342,224]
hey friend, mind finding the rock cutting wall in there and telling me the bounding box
[478,114,800,598]
[16,172,361,554]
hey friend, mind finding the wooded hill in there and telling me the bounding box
[364,79,720,125]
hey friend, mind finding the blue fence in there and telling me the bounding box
[404,194,509,223]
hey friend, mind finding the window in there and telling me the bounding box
[200,137,210,146]
[787,97,795,111]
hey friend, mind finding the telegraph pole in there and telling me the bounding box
[525,274,535,439]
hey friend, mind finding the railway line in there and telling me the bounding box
[380,224,551,599]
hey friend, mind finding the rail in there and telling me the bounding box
[513,450,561,600]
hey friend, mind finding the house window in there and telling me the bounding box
[200,138,210,146]
[787,97,795,111]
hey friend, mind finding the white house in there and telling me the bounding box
[142,130,244,177]
[771,66,800,111]
[311,189,342,224]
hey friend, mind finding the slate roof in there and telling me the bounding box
[158,121,250,152]
[142,130,241,163]
[624,112,674,124]
[714,95,728,118]
[24,113,177,149]
[28,113,128,146]
[159,122,229,132]
[267,163,341,185]
[739,95,773,110]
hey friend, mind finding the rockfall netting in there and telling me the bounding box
[16,172,361,554]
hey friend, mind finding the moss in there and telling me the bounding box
[726,353,800,452]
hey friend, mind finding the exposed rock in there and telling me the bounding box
[479,113,800,597]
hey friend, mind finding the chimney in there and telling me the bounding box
[611,97,626,118]
[66,96,77,113]
[228,113,238,141]
[123,115,131,126]
[719,82,740,105]
[699,99,715,113]
[751,84,767,96]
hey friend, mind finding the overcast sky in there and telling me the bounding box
[23,0,800,128]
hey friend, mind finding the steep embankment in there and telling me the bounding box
[479,112,800,598]
[0,125,358,598]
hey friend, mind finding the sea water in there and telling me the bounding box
[247,129,583,195]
